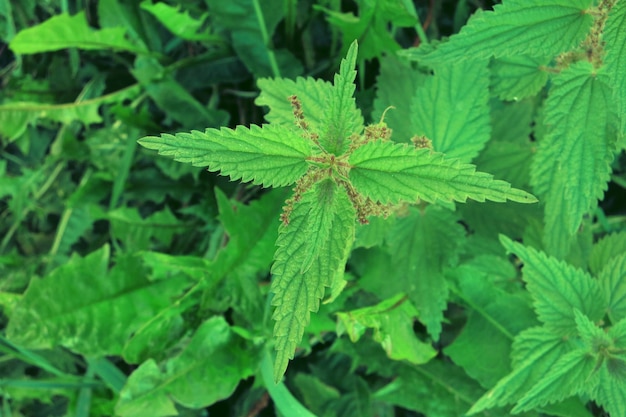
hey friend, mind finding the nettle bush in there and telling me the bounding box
[1,0,625,416]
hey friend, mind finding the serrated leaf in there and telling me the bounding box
[138,124,311,188]
[322,40,364,155]
[512,348,596,413]
[531,62,618,258]
[116,317,254,417]
[402,0,593,65]
[411,59,490,162]
[271,179,356,382]
[372,54,426,142]
[589,231,626,275]
[6,246,190,356]
[587,360,626,417]
[348,141,537,205]
[0,85,141,142]
[387,206,465,340]
[599,253,626,324]
[336,294,437,365]
[468,326,576,413]
[490,55,550,101]
[603,0,626,134]
[256,76,333,137]
[9,11,147,54]
[500,235,605,335]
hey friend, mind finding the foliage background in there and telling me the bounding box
[1,0,625,416]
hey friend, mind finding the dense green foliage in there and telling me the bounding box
[1,0,625,416]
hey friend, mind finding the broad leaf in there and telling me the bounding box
[348,141,537,205]
[9,11,147,54]
[336,294,437,365]
[603,0,626,134]
[138,124,311,188]
[116,317,254,417]
[500,235,605,335]
[490,55,550,101]
[411,59,491,162]
[531,62,618,258]
[598,253,626,324]
[271,179,355,382]
[587,364,626,417]
[403,0,593,65]
[6,246,190,356]
[589,231,626,275]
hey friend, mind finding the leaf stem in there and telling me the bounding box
[252,0,282,77]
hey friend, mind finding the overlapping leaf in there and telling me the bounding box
[589,231,626,275]
[138,124,311,187]
[603,0,626,135]
[598,254,626,324]
[531,62,618,258]
[403,0,593,65]
[490,55,550,101]
[349,141,537,205]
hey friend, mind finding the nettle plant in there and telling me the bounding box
[139,40,536,382]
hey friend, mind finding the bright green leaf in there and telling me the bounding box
[411,59,491,162]
[490,55,550,101]
[403,0,593,65]
[603,0,626,134]
[500,235,605,335]
[140,2,215,41]
[531,62,619,258]
[138,124,312,188]
[9,11,147,54]
[348,141,538,205]
[589,231,626,275]
[598,253,626,324]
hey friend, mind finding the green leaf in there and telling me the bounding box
[500,235,605,335]
[6,246,190,356]
[0,85,141,143]
[372,54,426,143]
[108,206,185,252]
[599,253,626,324]
[139,1,215,42]
[468,326,576,413]
[387,206,465,340]
[411,59,491,162]
[115,317,255,417]
[587,363,626,417]
[603,0,626,134]
[446,259,537,387]
[589,231,626,275]
[348,141,538,205]
[138,124,311,188]
[336,294,437,365]
[530,62,619,258]
[322,40,364,155]
[9,11,147,54]
[490,56,550,101]
[403,0,593,65]
[271,179,356,382]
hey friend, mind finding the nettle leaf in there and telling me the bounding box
[138,124,311,188]
[531,62,619,258]
[116,317,254,417]
[271,179,355,382]
[589,231,626,275]
[6,246,190,356]
[469,326,576,413]
[603,0,626,134]
[411,59,491,162]
[349,141,538,205]
[403,0,593,65]
[588,364,626,417]
[336,293,437,365]
[500,235,605,335]
[387,206,465,340]
[598,253,626,324]
[490,55,550,101]
[9,11,147,54]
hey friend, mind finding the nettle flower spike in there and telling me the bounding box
[138,40,537,382]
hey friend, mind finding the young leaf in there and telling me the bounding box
[402,0,593,65]
[348,141,538,205]
[6,246,190,356]
[598,253,626,324]
[530,62,619,258]
[336,294,437,365]
[9,11,147,54]
[271,179,356,382]
[499,235,605,335]
[116,317,255,417]
[321,40,364,155]
[138,124,312,188]
[410,59,491,162]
